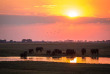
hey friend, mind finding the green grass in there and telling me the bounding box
[0,61,110,74]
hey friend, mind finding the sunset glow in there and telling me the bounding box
[0,1,110,74]
[0,0,110,41]
[67,11,79,17]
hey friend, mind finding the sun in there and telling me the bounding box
[67,11,79,17]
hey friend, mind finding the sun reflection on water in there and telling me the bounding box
[70,57,77,63]
[0,57,110,64]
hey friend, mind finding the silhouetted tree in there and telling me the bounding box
[22,39,32,43]
[0,39,6,43]
[22,39,26,43]
[27,39,32,42]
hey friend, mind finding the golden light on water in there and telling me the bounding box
[0,57,110,64]
[70,57,77,63]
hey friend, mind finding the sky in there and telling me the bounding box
[0,0,110,41]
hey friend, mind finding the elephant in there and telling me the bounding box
[29,49,34,54]
[66,49,76,55]
[81,48,86,55]
[36,47,43,53]
[20,51,27,59]
[52,49,62,56]
[91,49,99,55]
[46,50,51,55]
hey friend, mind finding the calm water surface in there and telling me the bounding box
[0,57,110,64]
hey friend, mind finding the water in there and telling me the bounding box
[0,56,110,64]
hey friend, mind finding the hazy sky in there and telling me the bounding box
[0,0,110,41]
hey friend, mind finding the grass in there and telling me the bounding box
[0,42,110,74]
[0,61,110,74]
[0,42,110,57]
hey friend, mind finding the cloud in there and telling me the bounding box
[70,17,110,24]
[0,15,58,25]
[34,5,56,8]
[0,15,110,25]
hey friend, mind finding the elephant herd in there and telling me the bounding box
[46,48,99,56]
[20,47,43,59]
[20,47,99,59]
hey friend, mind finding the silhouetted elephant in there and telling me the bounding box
[66,49,76,55]
[29,49,34,54]
[91,49,99,55]
[20,51,27,59]
[54,49,62,54]
[81,48,86,55]
[46,50,51,55]
[52,51,56,56]
[52,49,62,56]
[36,47,43,53]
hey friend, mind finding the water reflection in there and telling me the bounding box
[52,56,61,60]
[91,56,99,60]
[70,57,77,63]
[0,57,110,64]
[82,57,86,60]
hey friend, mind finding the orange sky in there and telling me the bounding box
[0,0,110,17]
[0,0,110,41]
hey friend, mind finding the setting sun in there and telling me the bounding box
[67,11,79,17]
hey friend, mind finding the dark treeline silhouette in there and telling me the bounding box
[22,39,32,43]
[0,39,6,43]
[1,38,110,43]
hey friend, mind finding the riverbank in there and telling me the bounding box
[0,61,110,74]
